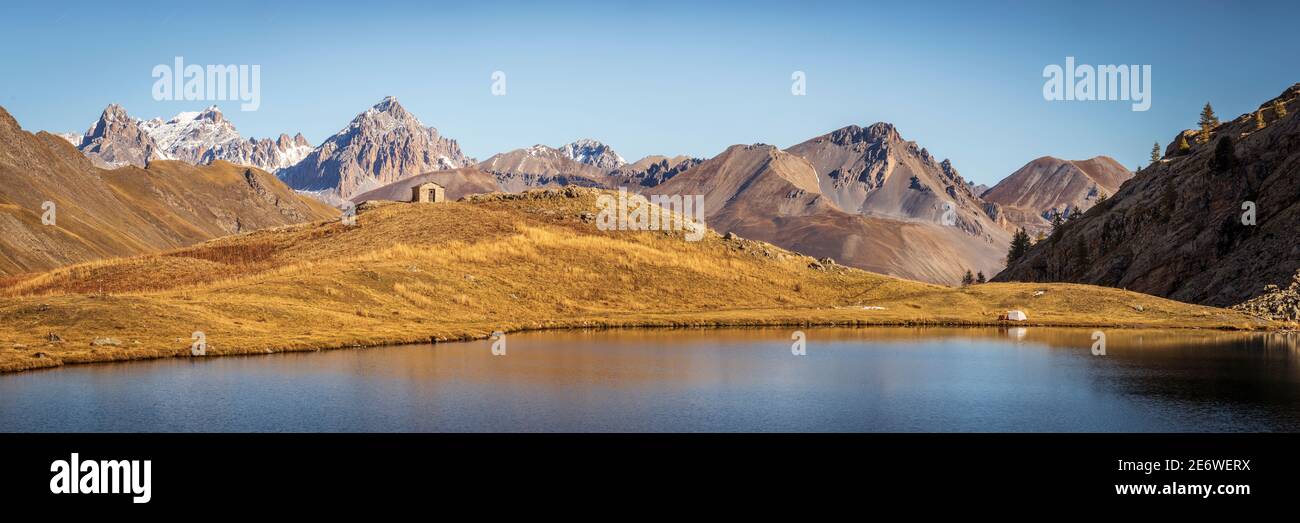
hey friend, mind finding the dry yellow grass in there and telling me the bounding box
[0,188,1276,374]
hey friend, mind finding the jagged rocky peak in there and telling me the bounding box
[355,96,419,129]
[60,103,311,173]
[824,122,902,146]
[278,96,473,198]
[939,158,960,180]
[86,104,132,138]
[276,133,311,149]
[559,139,627,171]
[192,105,224,123]
[371,95,404,114]
[77,104,167,168]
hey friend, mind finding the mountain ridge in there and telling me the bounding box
[995,83,1300,306]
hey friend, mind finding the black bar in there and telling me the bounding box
[2,433,1291,511]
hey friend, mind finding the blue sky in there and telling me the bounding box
[1,0,1296,185]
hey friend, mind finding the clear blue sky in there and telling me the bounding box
[1,0,1295,185]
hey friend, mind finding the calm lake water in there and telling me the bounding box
[2,327,1298,432]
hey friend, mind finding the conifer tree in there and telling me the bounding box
[1050,210,1065,233]
[976,272,986,284]
[962,270,975,286]
[1198,102,1219,143]
[1006,228,1032,265]
[1150,141,1161,163]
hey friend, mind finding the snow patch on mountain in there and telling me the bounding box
[559,139,626,170]
[63,104,312,172]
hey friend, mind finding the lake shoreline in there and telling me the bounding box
[3,311,1284,376]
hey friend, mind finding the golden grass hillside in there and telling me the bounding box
[0,188,1275,373]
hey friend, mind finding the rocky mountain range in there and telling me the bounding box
[0,106,337,277]
[62,104,312,173]
[981,156,1132,237]
[478,143,612,192]
[29,91,1232,290]
[605,155,703,189]
[559,138,626,171]
[141,106,314,171]
[642,124,1010,283]
[996,83,1300,307]
[276,97,473,199]
[356,123,1020,284]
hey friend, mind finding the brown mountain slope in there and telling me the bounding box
[0,188,1268,373]
[785,124,1003,240]
[0,106,337,277]
[350,167,501,203]
[982,156,1132,236]
[649,144,1008,284]
[995,83,1300,307]
[783,123,1010,282]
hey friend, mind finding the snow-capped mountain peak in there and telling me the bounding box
[141,105,241,157]
[66,104,310,172]
[559,139,626,171]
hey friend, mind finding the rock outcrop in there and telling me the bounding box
[1232,269,1300,322]
[76,104,169,168]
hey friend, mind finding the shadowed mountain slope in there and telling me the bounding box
[996,83,1300,307]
